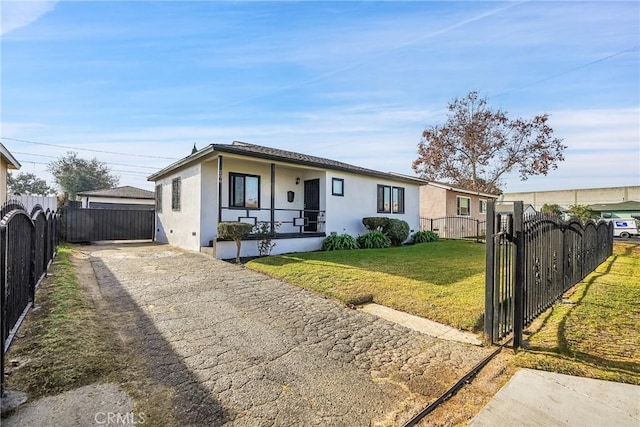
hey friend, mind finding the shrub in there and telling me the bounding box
[357,231,391,249]
[322,233,359,251]
[253,221,281,257]
[217,222,253,263]
[383,218,410,246]
[362,217,390,231]
[412,230,439,244]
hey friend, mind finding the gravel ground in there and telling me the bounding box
[85,242,492,426]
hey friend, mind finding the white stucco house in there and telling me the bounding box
[148,141,423,259]
[1,142,21,205]
[77,186,155,210]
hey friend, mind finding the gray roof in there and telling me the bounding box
[76,186,155,199]
[589,200,640,211]
[148,141,425,184]
[1,142,21,169]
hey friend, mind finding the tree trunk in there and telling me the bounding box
[235,239,242,264]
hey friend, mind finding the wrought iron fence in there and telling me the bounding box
[485,201,613,348]
[420,216,487,241]
[1,203,60,394]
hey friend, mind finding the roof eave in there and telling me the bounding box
[0,144,21,169]
[147,145,216,181]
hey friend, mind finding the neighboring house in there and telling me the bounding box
[77,186,155,210]
[589,201,640,220]
[501,186,640,211]
[1,143,21,205]
[419,180,498,220]
[418,181,498,238]
[148,141,423,259]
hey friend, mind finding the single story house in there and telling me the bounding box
[418,180,498,238]
[77,186,155,210]
[1,143,21,205]
[148,141,423,259]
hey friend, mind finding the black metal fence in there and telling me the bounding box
[420,216,487,241]
[484,201,613,348]
[62,207,154,242]
[1,202,60,394]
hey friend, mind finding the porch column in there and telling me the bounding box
[270,163,275,231]
[217,156,223,225]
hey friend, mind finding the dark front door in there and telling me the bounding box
[304,179,320,232]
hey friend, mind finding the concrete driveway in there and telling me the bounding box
[86,243,492,426]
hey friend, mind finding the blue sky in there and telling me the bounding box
[1,1,638,193]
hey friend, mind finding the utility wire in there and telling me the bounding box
[12,151,160,170]
[18,160,150,176]
[1,137,180,160]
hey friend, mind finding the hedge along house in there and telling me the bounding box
[148,141,422,259]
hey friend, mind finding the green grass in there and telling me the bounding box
[6,245,122,397]
[247,240,486,331]
[513,242,640,384]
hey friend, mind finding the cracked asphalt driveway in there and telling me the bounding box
[86,243,492,426]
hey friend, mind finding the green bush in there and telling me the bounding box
[383,218,410,246]
[362,217,390,231]
[357,231,391,249]
[218,222,253,263]
[322,233,359,251]
[412,230,439,244]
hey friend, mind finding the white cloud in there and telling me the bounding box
[1,1,57,35]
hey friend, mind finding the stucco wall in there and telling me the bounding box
[501,186,640,210]
[80,196,154,208]
[1,158,8,205]
[324,171,420,238]
[420,185,488,221]
[154,163,202,252]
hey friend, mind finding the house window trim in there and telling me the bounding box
[479,199,487,215]
[377,184,405,214]
[377,185,391,213]
[171,178,181,212]
[392,186,405,214]
[229,172,261,209]
[155,184,163,213]
[457,196,471,217]
[332,178,344,197]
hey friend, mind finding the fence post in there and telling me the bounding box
[512,201,525,350]
[1,226,6,396]
[484,201,496,344]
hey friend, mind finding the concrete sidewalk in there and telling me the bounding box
[469,368,640,426]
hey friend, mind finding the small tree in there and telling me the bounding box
[566,204,597,222]
[412,91,566,194]
[47,151,119,199]
[7,172,55,196]
[253,221,281,257]
[217,222,253,263]
[541,203,563,217]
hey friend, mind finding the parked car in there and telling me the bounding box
[612,219,639,238]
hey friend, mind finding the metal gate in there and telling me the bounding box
[62,207,154,242]
[484,201,613,348]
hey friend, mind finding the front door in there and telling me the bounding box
[303,179,320,232]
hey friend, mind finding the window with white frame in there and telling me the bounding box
[479,199,487,214]
[457,196,470,216]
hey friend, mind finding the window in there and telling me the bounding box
[171,178,181,211]
[479,199,487,214]
[392,187,405,213]
[230,173,260,208]
[155,184,162,213]
[377,185,391,213]
[332,178,344,196]
[457,196,470,216]
[377,185,404,214]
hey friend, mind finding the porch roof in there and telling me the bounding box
[148,141,425,184]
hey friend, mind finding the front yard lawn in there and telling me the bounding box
[513,242,640,384]
[246,240,486,331]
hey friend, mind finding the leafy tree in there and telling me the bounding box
[47,152,119,199]
[412,91,566,194]
[566,204,597,222]
[7,172,55,196]
[541,203,563,217]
